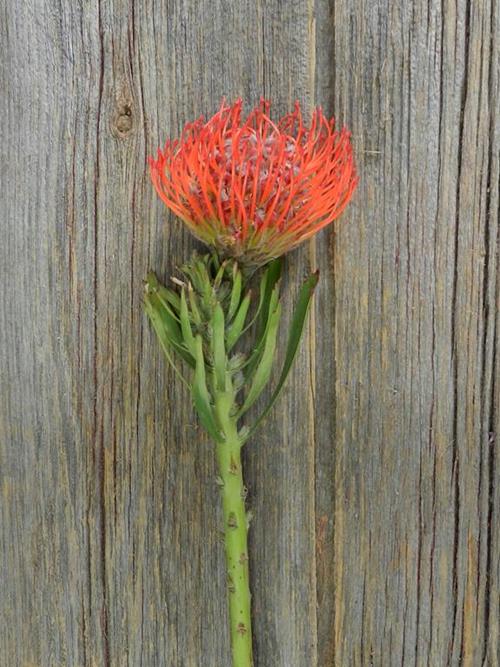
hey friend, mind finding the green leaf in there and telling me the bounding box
[244,270,319,441]
[228,265,242,321]
[156,285,181,317]
[237,299,282,417]
[144,285,195,369]
[192,335,222,442]
[243,284,280,379]
[238,258,282,357]
[193,259,212,299]
[226,291,251,352]
[211,303,226,391]
[239,264,270,335]
[143,300,188,387]
[145,272,181,318]
[256,258,282,339]
[179,288,196,355]
[213,259,227,289]
[188,284,202,327]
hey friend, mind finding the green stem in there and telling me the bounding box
[215,395,253,667]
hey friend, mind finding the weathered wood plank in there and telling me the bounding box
[1,2,105,665]
[1,1,498,666]
[2,0,319,665]
[323,0,499,664]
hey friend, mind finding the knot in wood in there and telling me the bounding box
[112,102,134,137]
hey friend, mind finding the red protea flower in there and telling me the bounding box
[149,99,358,265]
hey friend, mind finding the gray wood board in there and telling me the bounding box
[1,1,498,665]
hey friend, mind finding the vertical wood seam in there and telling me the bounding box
[308,2,319,664]
[481,3,499,653]
[449,1,472,661]
[94,2,110,665]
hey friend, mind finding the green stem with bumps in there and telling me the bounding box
[144,257,318,667]
[215,392,253,667]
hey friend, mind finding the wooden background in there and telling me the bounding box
[1,1,498,665]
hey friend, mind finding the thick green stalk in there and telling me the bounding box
[215,393,253,667]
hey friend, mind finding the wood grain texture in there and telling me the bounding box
[0,1,498,666]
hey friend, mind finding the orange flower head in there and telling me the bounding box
[149,99,358,265]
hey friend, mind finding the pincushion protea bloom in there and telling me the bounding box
[149,99,357,265]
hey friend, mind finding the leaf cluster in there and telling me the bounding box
[144,253,318,444]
